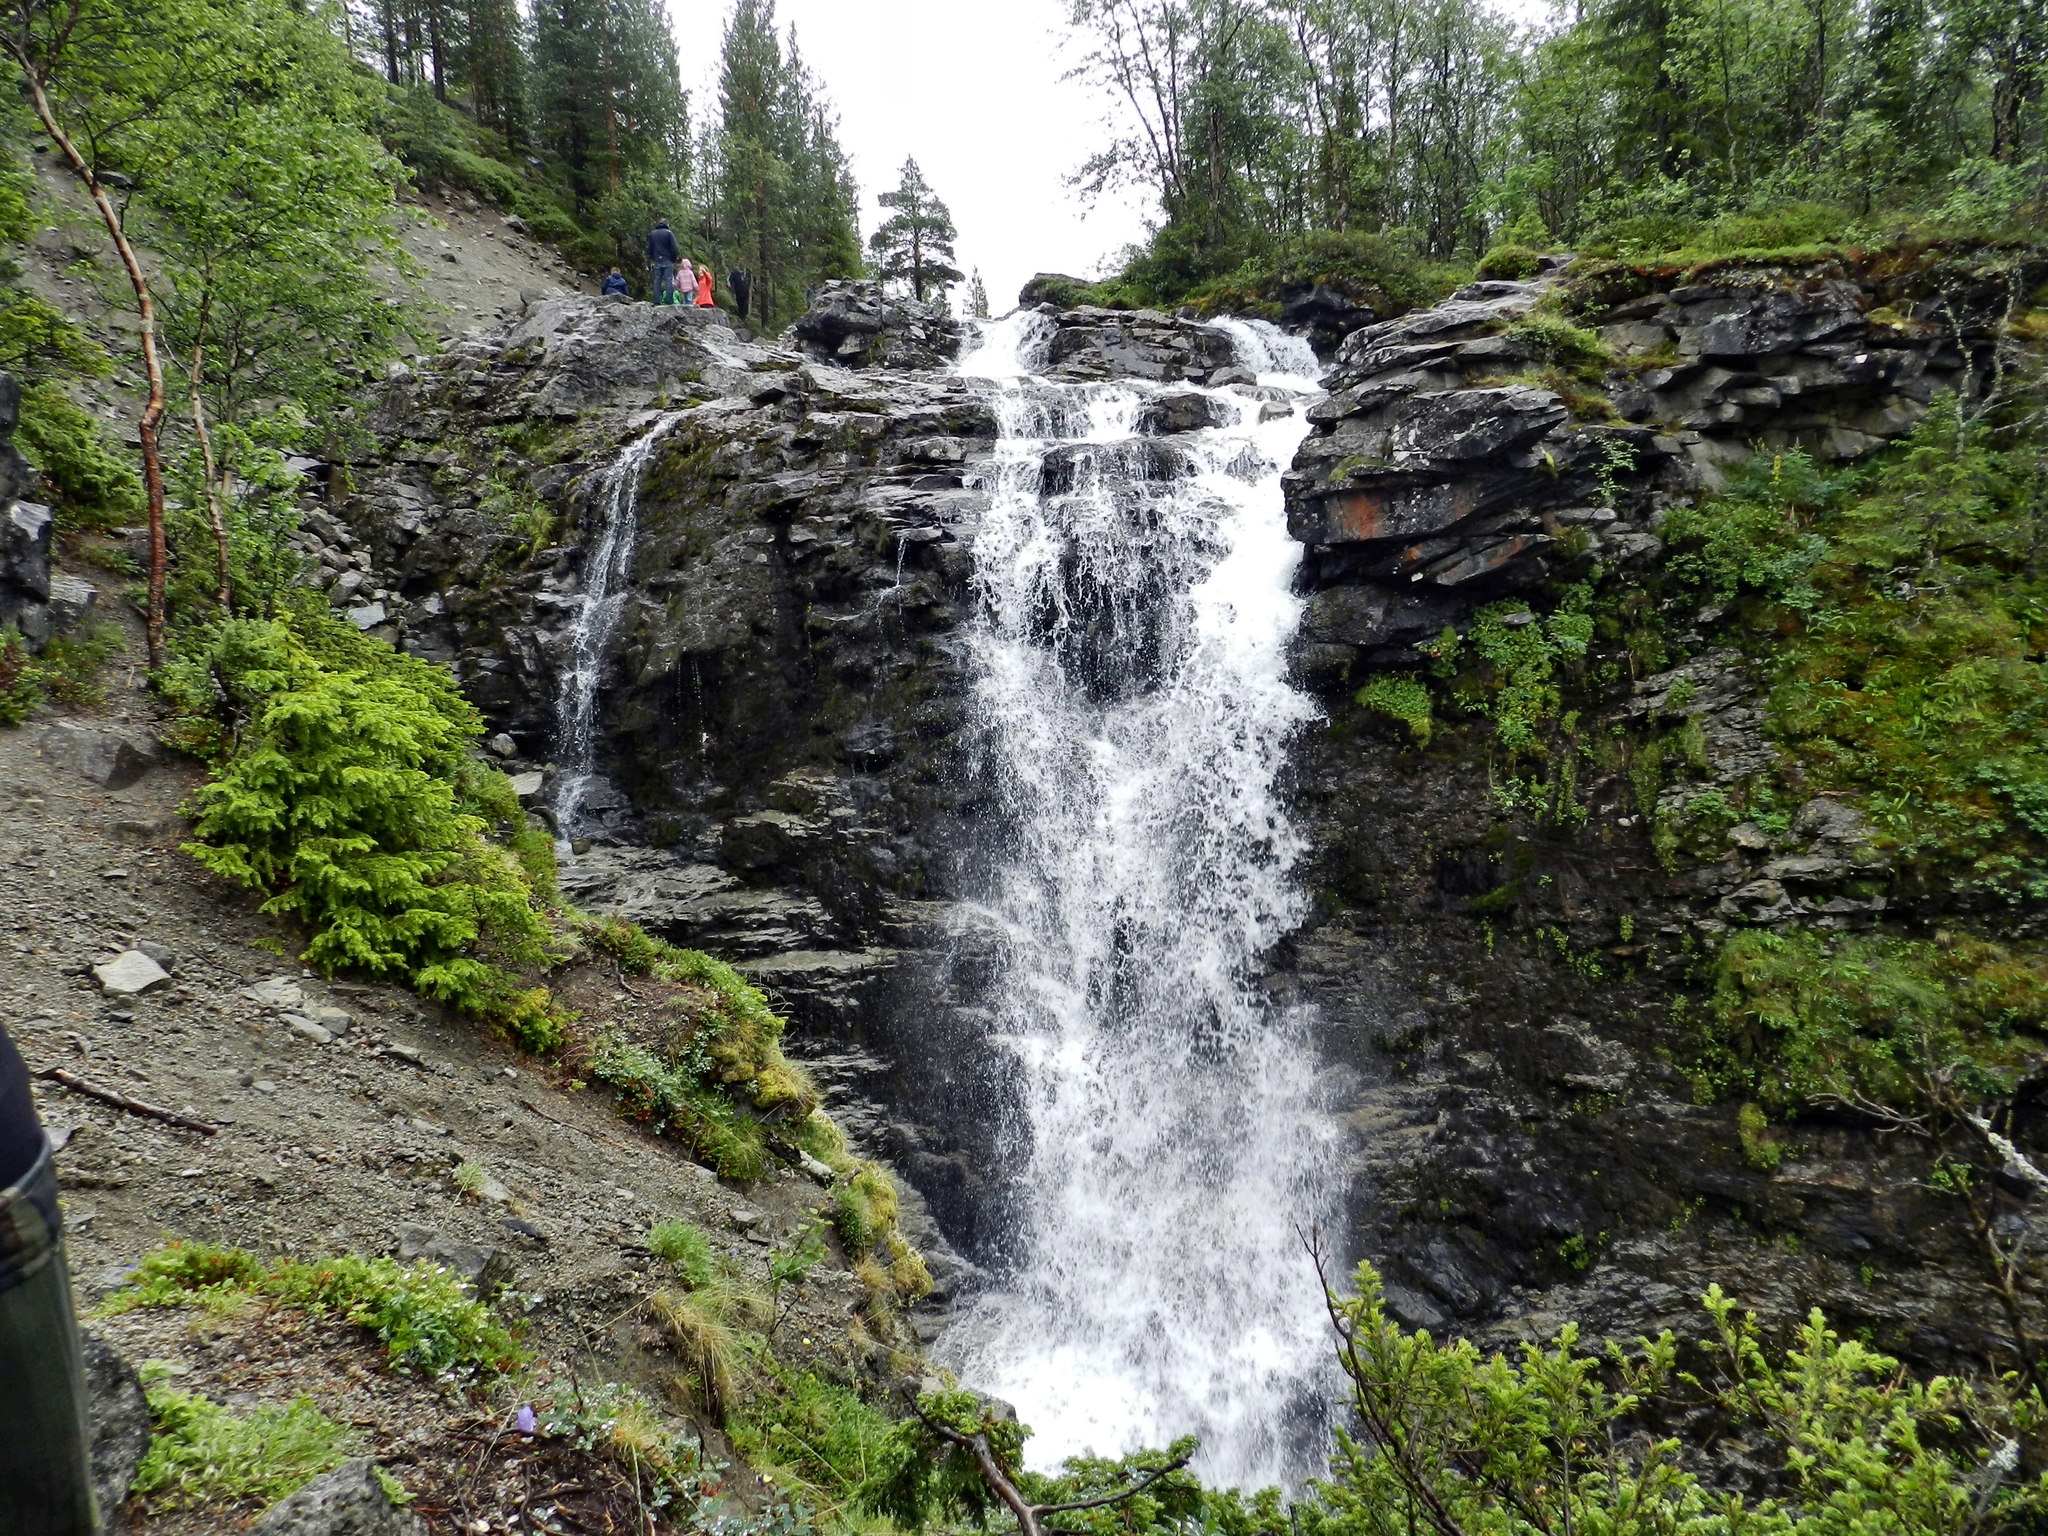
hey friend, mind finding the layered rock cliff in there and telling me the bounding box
[313,256,2048,1380]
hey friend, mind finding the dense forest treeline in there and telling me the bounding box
[354,0,861,326]
[1062,0,2048,310]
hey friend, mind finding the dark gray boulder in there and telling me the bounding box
[787,280,963,370]
[248,1459,422,1536]
[81,1329,150,1530]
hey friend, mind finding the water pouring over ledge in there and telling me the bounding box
[551,412,678,837]
[940,311,1347,1487]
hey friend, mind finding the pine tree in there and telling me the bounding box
[705,0,859,330]
[966,268,990,318]
[869,157,963,304]
[529,0,687,205]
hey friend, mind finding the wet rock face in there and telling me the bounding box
[342,265,2047,1377]
[1287,266,2022,665]
[1274,256,2048,1369]
[787,279,965,370]
[0,371,79,654]
[1039,305,1238,383]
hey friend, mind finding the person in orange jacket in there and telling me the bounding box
[694,265,716,307]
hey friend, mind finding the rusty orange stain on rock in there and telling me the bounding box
[1319,483,1476,543]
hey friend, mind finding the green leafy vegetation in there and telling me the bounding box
[731,1365,902,1523]
[130,1378,352,1512]
[1428,591,1595,757]
[163,608,566,1043]
[533,1380,740,1526]
[16,380,144,530]
[1356,674,1433,745]
[1065,0,2048,313]
[1663,406,2048,900]
[1688,929,2048,1113]
[1313,1260,2048,1536]
[647,1218,716,1290]
[107,1242,526,1380]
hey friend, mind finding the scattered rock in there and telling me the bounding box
[508,771,545,802]
[133,941,176,973]
[247,1458,423,1536]
[39,721,160,790]
[92,951,170,996]
[394,1223,515,1297]
[241,978,307,1009]
[283,1016,335,1045]
[346,602,388,631]
[81,1329,149,1529]
[485,733,517,758]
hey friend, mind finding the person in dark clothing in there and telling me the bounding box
[0,1022,98,1534]
[727,268,752,321]
[647,219,681,305]
[600,268,629,298]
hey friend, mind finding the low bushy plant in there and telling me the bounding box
[16,378,145,530]
[165,609,567,1036]
[1356,674,1433,745]
[1688,929,2048,1112]
[647,1219,716,1289]
[107,1241,526,1380]
[130,1381,353,1511]
[1310,1259,2048,1535]
[1476,244,1542,279]
[1668,410,2048,899]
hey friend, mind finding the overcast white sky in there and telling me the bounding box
[665,0,1157,313]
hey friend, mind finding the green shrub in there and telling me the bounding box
[1688,929,2048,1113]
[131,1382,353,1511]
[1675,412,2048,898]
[1356,674,1433,745]
[1435,592,1595,755]
[1476,244,1542,279]
[1503,311,1610,374]
[730,1366,900,1520]
[1736,1100,1784,1170]
[0,628,35,724]
[108,1240,526,1380]
[16,379,144,530]
[165,610,563,1030]
[647,1219,715,1289]
[1313,1260,2048,1535]
[536,1380,730,1518]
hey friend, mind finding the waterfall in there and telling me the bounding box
[1204,317,1325,391]
[941,316,1346,1487]
[551,413,675,835]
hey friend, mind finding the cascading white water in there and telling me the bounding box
[1205,316,1326,391]
[941,314,1345,1487]
[552,413,676,834]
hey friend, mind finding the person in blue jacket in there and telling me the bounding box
[600,268,629,298]
[0,1022,98,1532]
[647,219,681,304]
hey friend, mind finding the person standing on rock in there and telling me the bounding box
[728,268,752,320]
[647,218,680,305]
[694,264,716,307]
[0,1022,99,1533]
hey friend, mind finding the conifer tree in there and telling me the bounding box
[705,0,859,330]
[529,0,687,205]
[966,268,990,318]
[869,157,963,304]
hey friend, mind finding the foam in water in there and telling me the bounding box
[551,413,677,834]
[1205,316,1326,391]
[940,318,1345,1487]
